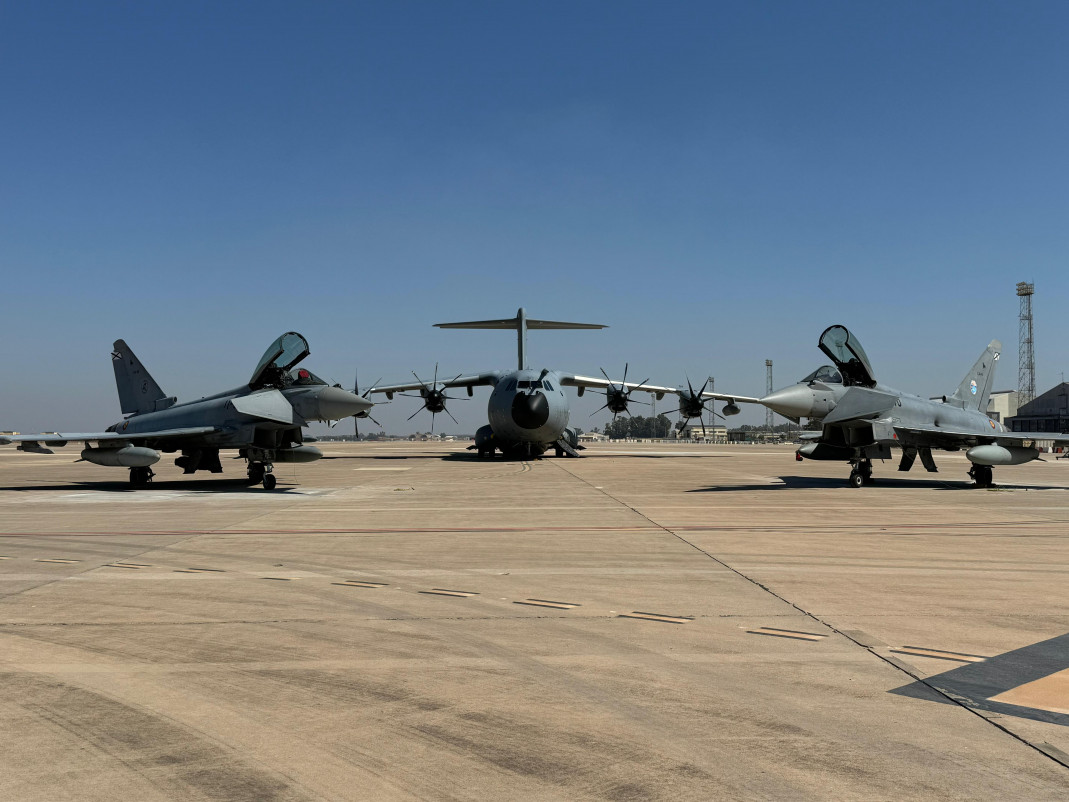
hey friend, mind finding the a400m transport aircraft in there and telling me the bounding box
[0,332,371,489]
[756,324,1069,488]
[368,308,757,459]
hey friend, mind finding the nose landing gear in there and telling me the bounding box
[848,459,873,488]
[247,461,276,489]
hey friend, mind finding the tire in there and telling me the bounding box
[263,473,277,490]
[849,470,864,489]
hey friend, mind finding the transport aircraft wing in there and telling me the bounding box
[367,371,501,399]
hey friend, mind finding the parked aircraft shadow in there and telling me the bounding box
[0,479,291,494]
[688,476,1069,492]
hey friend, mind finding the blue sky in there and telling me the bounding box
[2,2,1067,434]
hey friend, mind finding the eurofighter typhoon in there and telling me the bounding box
[0,332,371,489]
[759,325,1069,488]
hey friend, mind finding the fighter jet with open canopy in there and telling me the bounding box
[0,332,372,489]
[758,325,1069,488]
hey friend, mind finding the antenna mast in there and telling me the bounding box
[1017,282,1035,407]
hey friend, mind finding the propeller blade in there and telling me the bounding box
[367,414,381,427]
[443,406,459,425]
[407,407,423,422]
[599,366,612,384]
[589,403,610,417]
[622,362,629,385]
[412,371,430,390]
[433,362,439,387]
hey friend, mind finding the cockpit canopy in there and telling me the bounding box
[250,332,311,389]
[801,365,843,385]
[817,325,876,387]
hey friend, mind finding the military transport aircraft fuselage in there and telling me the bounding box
[1,332,371,489]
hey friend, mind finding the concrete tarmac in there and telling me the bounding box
[1,441,1068,800]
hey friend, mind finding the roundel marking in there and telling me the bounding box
[970,380,978,395]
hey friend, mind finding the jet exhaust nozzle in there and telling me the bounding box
[81,446,160,468]
[966,445,1039,466]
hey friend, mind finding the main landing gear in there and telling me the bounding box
[969,463,994,489]
[247,461,277,489]
[129,467,154,486]
[848,459,873,488]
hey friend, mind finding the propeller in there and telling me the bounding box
[661,376,722,437]
[400,363,466,434]
[590,363,652,422]
[331,370,383,436]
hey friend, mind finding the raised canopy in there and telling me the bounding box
[250,332,310,389]
[818,325,876,387]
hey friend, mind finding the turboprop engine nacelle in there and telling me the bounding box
[81,446,160,468]
[722,403,741,416]
[966,445,1039,466]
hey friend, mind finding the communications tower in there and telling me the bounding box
[765,360,774,431]
[1017,282,1035,407]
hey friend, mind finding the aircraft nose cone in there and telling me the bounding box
[511,391,550,430]
[760,385,815,419]
[316,386,373,421]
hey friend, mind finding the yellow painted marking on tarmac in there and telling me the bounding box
[890,646,987,663]
[988,668,1069,715]
[35,558,80,564]
[747,626,826,641]
[514,599,580,610]
[420,588,479,597]
[619,611,693,624]
[332,580,388,588]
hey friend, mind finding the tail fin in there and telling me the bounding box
[948,339,1001,412]
[434,308,606,370]
[111,340,173,415]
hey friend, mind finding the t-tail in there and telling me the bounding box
[434,308,606,370]
[111,339,175,415]
[947,339,1001,412]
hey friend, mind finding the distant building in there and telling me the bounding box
[1007,383,1069,434]
[681,422,727,442]
[578,432,609,443]
[987,390,1019,423]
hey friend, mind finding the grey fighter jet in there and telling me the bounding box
[0,332,371,489]
[758,325,1069,488]
[368,308,668,459]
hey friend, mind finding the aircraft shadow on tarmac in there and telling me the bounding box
[0,479,290,494]
[891,632,1069,728]
[687,476,1069,492]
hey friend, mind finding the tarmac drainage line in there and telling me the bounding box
[103,563,147,569]
[619,612,693,624]
[262,577,295,581]
[548,459,1069,774]
[420,588,479,597]
[514,599,580,610]
[175,567,226,573]
[333,581,388,588]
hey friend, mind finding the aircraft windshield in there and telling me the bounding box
[817,325,876,387]
[801,365,843,384]
[250,332,310,388]
[288,368,327,386]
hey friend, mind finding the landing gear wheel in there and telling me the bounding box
[849,470,864,489]
[129,467,154,486]
[970,464,993,488]
[263,473,277,490]
[248,463,265,485]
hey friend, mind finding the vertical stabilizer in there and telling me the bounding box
[434,308,606,371]
[949,340,1001,412]
[111,340,170,415]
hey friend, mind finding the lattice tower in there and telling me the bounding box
[1017,282,1035,407]
[765,360,774,430]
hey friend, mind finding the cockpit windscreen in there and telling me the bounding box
[250,332,311,388]
[801,365,843,384]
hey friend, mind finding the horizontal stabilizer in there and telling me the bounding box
[822,387,898,425]
[231,389,294,424]
[435,318,606,330]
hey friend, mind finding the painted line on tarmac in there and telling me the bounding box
[420,588,479,598]
[747,626,827,641]
[34,558,81,564]
[619,611,693,624]
[890,646,988,663]
[514,599,580,610]
[332,580,388,588]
